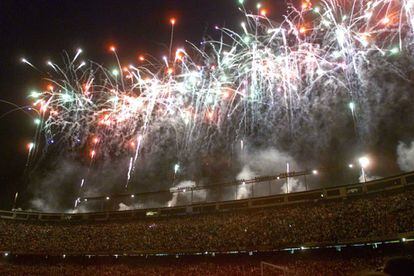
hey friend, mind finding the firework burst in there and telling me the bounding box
[21,0,414,193]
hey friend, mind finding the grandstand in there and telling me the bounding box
[1,172,414,275]
[2,171,413,221]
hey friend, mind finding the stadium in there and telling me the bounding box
[1,172,414,274]
[1,0,414,274]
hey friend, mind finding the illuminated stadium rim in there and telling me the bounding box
[79,168,321,202]
[78,169,410,202]
[2,235,414,258]
[2,171,411,216]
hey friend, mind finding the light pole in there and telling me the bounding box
[349,102,355,114]
[349,102,358,134]
[358,156,370,182]
[173,163,180,182]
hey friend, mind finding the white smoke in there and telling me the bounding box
[237,148,299,180]
[118,202,144,211]
[27,157,131,212]
[168,180,196,207]
[236,182,250,199]
[358,172,381,183]
[117,180,205,211]
[237,147,305,196]
[30,198,55,213]
[281,177,306,193]
[117,200,162,211]
[72,205,92,213]
[237,165,256,180]
[397,141,414,172]
[30,198,74,213]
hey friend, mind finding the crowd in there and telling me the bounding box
[1,188,414,254]
[1,250,412,275]
[0,261,371,276]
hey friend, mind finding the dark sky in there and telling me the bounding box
[1,0,411,211]
[0,0,294,209]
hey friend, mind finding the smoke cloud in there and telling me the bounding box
[118,202,144,211]
[27,157,130,212]
[168,180,196,207]
[397,141,414,172]
[358,173,381,183]
[281,178,306,193]
[237,148,300,180]
[236,147,305,197]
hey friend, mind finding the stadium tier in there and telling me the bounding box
[1,172,414,256]
[2,246,414,275]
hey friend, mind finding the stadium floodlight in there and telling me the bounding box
[27,142,34,151]
[174,163,180,174]
[358,156,370,168]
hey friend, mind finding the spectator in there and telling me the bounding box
[0,188,413,255]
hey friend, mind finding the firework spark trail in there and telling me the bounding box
[21,0,414,192]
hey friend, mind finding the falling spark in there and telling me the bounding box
[19,0,414,194]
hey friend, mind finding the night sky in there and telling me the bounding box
[0,0,412,211]
[0,0,283,209]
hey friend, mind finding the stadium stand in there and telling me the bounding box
[1,245,413,275]
[1,172,414,274]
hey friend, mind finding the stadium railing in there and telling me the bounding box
[0,171,413,222]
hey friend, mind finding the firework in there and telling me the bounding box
[20,0,414,193]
